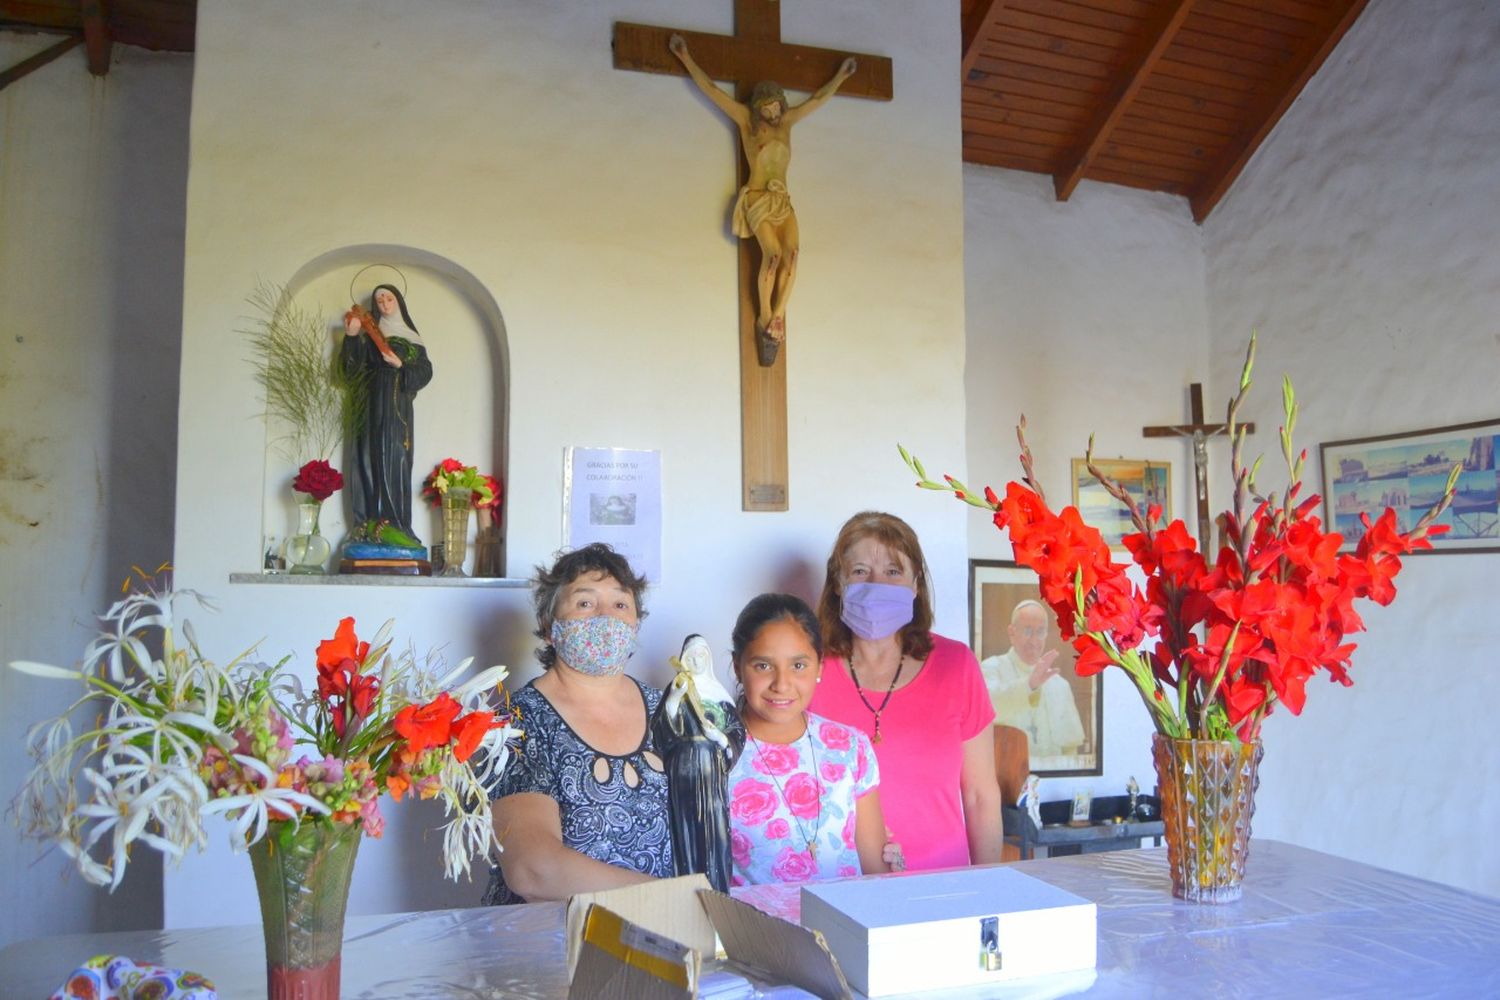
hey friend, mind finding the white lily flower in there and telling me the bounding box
[451,665,509,707]
[201,754,329,847]
[8,660,84,681]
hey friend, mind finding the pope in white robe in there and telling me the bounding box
[980,600,1085,757]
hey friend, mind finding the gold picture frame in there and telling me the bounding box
[1071,458,1172,551]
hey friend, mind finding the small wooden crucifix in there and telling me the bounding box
[1143,383,1255,554]
[613,2,892,511]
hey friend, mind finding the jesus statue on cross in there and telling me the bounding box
[670,33,856,359]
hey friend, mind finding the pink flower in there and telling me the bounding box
[842,811,857,848]
[731,873,746,887]
[770,845,818,883]
[820,760,846,782]
[783,771,822,820]
[766,817,791,840]
[360,797,385,838]
[819,722,851,751]
[855,741,871,783]
[731,779,777,826]
[730,828,752,868]
[838,865,857,877]
[751,742,799,776]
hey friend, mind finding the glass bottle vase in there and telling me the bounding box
[439,487,473,577]
[283,497,332,575]
[249,820,362,1000]
[1151,734,1263,903]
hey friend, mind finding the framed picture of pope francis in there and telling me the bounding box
[969,560,1102,777]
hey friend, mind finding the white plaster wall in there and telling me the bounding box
[1203,0,1500,896]
[0,37,191,947]
[962,166,1210,812]
[168,0,968,926]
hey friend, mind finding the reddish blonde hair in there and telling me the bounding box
[817,511,935,661]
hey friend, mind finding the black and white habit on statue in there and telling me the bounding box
[650,634,745,893]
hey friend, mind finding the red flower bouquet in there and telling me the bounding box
[292,459,343,502]
[421,458,497,508]
[907,338,1457,742]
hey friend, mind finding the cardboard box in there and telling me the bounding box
[799,867,1097,997]
[567,877,853,999]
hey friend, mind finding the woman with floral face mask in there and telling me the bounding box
[808,512,1003,871]
[483,543,672,904]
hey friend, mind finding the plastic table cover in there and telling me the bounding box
[3,840,1496,998]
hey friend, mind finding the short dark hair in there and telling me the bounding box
[731,593,823,670]
[532,543,649,669]
[816,511,935,661]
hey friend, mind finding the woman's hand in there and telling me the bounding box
[380,348,404,369]
[882,827,906,872]
[344,312,362,337]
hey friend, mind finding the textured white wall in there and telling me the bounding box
[962,167,1210,810]
[0,37,191,947]
[1203,0,1500,895]
[167,0,968,926]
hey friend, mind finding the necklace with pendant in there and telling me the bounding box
[848,651,903,743]
[750,719,822,859]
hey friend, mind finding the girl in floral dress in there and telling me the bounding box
[725,593,897,885]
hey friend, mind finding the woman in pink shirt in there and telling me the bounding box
[808,511,1003,871]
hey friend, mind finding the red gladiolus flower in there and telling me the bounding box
[394,693,463,754]
[450,710,498,762]
[317,618,370,672]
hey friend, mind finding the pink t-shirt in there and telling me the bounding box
[809,633,995,871]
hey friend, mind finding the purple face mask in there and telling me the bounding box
[840,582,916,641]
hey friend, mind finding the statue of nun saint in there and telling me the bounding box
[341,283,434,545]
[650,634,745,893]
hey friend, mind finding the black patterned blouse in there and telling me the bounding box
[482,678,673,905]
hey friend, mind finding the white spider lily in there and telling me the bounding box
[74,767,181,892]
[107,709,218,766]
[449,664,510,708]
[468,722,522,787]
[202,754,329,847]
[8,660,83,680]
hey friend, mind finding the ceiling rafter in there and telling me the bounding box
[1051,0,1198,202]
[1188,0,1370,221]
[0,31,80,91]
[81,0,110,74]
[960,0,1008,82]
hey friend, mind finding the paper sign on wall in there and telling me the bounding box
[564,447,662,582]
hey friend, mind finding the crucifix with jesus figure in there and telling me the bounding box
[613,2,892,511]
[1144,383,1255,555]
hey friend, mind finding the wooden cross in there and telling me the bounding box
[613,2,892,511]
[1143,383,1255,555]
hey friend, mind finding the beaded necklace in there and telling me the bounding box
[848,651,903,744]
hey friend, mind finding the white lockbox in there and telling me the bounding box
[799,866,1097,997]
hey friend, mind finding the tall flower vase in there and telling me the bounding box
[249,820,361,1000]
[439,487,473,577]
[284,497,332,575]
[1151,734,1263,903]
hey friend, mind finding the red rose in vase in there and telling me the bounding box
[293,460,344,501]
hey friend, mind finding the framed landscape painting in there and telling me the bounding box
[969,560,1103,777]
[1320,419,1500,553]
[1071,458,1171,550]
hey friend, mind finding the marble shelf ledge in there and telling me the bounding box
[229,573,529,588]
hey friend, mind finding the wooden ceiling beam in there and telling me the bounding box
[1052,0,1197,201]
[960,0,1009,81]
[1189,0,1369,222]
[81,0,110,75]
[0,32,81,91]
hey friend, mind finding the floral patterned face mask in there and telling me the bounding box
[550,615,639,675]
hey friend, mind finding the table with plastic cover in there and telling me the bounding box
[3,840,1497,998]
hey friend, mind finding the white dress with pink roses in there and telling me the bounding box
[726,712,879,886]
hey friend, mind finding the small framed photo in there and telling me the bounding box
[1071,458,1171,550]
[1069,790,1093,826]
[970,560,1103,777]
[1319,418,1500,553]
